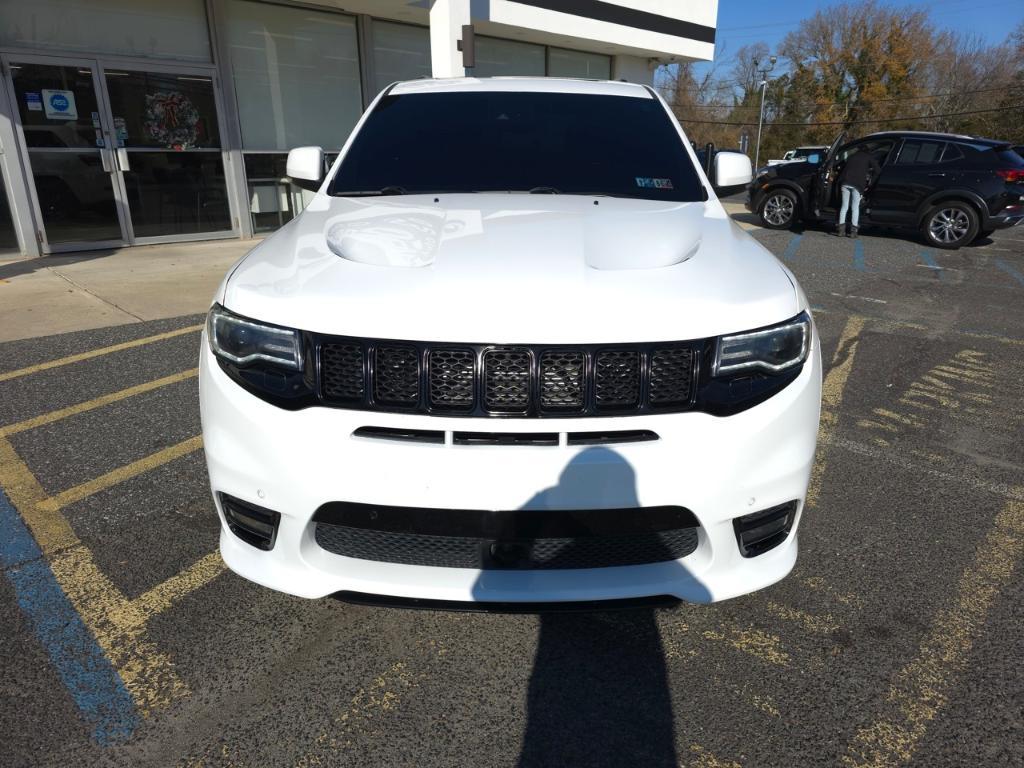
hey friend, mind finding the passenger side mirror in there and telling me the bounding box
[286,146,325,192]
[807,153,821,164]
[712,151,753,194]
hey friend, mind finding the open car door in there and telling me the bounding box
[812,131,847,217]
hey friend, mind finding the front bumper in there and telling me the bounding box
[200,329,822,605]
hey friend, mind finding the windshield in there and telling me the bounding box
[329,91,704,202]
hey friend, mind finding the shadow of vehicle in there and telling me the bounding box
[469,447,710,767]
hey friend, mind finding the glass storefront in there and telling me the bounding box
[549,48,612,79]
[224,0,364,235]
[475,37,546,77]
[224,0,362,151]
[103,69,230,237]
[372,21,431,96]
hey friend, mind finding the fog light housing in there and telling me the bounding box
[220,493,280,551]
[733,501,798,558]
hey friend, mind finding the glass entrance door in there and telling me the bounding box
[6,57,127,251]
[3,55,236,252]
[101,65,232,241]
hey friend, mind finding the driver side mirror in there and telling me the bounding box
[806,153,821,164]
[712,151,754,194]
[286,146,325,192]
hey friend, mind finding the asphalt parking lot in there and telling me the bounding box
[2,220,1023,768]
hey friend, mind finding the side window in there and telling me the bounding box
[896,140,945,165]
[837,140,894,165]
[940,143,965,163]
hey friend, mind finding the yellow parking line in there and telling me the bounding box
[701,621,791,667]
[49,545,189,715]
[0,437,78,555]
[843,499,1024,767]
[0,368,199,438]
[807,315,867,508]
[687,744,742,768]
[0,324,203,383]
[0,433,187,714]
[127,552,225,626]
[38,436,203,513]
[765,601,840,635]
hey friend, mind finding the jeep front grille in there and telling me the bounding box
[317,337,700,418]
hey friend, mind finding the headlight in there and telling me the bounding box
[207,304,302,370]
[714,313,809,376]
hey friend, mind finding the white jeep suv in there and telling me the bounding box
[200,77,822,610]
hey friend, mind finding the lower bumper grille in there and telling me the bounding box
[312,502,699,570]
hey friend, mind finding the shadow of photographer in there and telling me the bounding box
[472,447,710,767]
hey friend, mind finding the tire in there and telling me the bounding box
[758,188,799,229]
[921,202,979,250]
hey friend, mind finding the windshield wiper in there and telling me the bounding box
[527,186,561,194]
[333,186,408,197]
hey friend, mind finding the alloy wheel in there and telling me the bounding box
[928,208,971,244]
[763,194,794,226]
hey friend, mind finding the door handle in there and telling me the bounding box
[116,148,131,172]
[100,148,114,173]
[927,172,948,177]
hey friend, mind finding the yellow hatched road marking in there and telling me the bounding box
[700,620,791,667]
[843,499,1024,767]
[0,324,202,383]
[0,433,189,713]
[807,315,867,508]
[127,552,225,628]
[765,600,840,635]
[38,436,203,513]
[687,744,742,768]
[0,437,78,555]
[0,368,199,437]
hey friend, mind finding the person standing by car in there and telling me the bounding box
[835,146,880,238]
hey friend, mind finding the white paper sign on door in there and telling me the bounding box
[42,89,78,120]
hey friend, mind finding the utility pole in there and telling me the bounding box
[753,55,777,170]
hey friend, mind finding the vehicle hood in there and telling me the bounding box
[223,194,800,344]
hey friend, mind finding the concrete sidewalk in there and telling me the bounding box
[0,239,258,343]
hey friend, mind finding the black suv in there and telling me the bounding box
[746,131,1024,248]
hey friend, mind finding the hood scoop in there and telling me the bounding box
[584,202,703,270]
[324,198,704,270]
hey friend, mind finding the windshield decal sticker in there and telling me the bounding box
[635,177,674,190]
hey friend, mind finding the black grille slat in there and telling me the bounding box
[540,350,585,410]
[374,345,420,405]
[595,350,641,409]
[318,338,698,417]
[649,348,695,406]
[321,343,365,401]
[484,348,532,411]
[429,348,476,411]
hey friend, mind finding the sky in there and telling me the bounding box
[695,0,1024,80]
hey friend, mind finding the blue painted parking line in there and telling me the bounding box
[920,249,944,281]
[853,239,866,272]
[994,258,1024,288]
[0,489,138,745]
[782,233,803,260]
